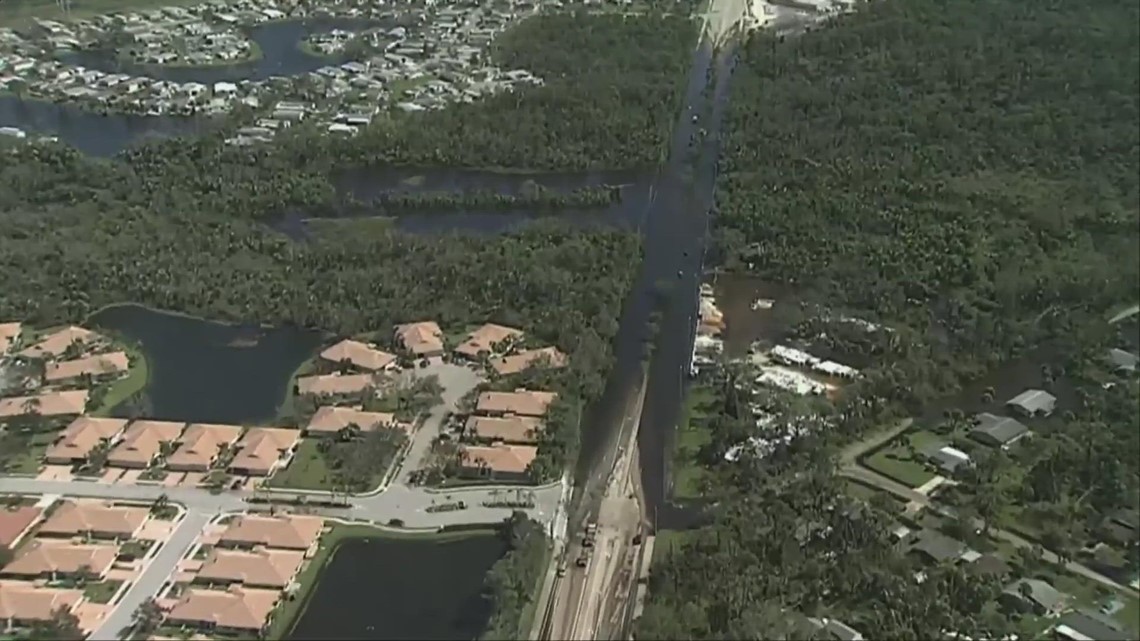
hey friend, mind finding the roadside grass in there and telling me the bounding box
[514,543,553,640]
[82,579,122,604]
[92,346,149,416]
[0,0,203,28]
[1118,596,1140,633]
[266,440,335,491]
[266,523,496,640]
[652,528,698,565]
[863,429,943,488]
[671,384,715,500]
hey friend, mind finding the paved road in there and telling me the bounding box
[394,362,482,486]
[89,510,213,641]
[1109,303,1139,324]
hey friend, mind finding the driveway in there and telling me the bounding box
[393,361,482,486]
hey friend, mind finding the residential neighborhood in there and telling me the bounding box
[0,0,552,143]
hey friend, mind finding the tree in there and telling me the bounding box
[28,607,82,640]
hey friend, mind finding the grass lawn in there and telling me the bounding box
[4,441,46,475]
[265,523,495,640]
[863,429,943,488]
[652,528,698,565]
[92,347,149,416]
[83,579,122,604]
[266,440,335,491]
[671,385,715,500]
[1118,595,1140,633]
[0,0,203,28]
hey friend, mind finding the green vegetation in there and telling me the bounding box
[347,184,623,214]
[82,579,122,604]
[671,384,715,499]
[862,430,940,488]
[91,346,149,416]
[269,428,405,493]
[480,513,549,641]
[0,430,52,475]
[639,0,1140,637]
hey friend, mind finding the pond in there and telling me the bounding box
[63,18,387,84]
[0,95,205,157]
[88,304,322,424]
[288,534,508,640]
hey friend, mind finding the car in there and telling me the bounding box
[691,114,698,123]
[557,563,568,577]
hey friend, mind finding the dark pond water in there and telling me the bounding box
[88,304,322,424]
[0,95,205,157]
[288,534,508,640]
[64,18,385,84]
[713,273,797,357]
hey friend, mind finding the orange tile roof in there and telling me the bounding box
[44,416,127,462]
[38,500,148,539]
[167,423,243,470]
[229,428,300,476]
[107,420,185,468]
[460,444,538,475]
[18,326,102,360]
[2,539,118,578]
[319,339,397,371]
[0,506,42,548]
[394,321,444,355]
[0,389,89,418]
[0,581,82,623]
[305,406,396,435]
[166,586,280,632]
[44,351,130,383]
[0,322,22,355]
[296,372,376,396]
[465,415,543,445]
[490,347,568,376]
[475,390,558,417]
[197,548,305,589]
[218,514,324,551]
[454,324,524,359]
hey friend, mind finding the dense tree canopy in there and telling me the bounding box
[641,0,1139,637]
[713,0,1139,401]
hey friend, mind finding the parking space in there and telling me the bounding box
[117,469,143,485]
[100,468,124,484]
[182,471,205,487]
[163,472,186,487]
[36,465,73,481]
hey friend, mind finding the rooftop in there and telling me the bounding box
[44,351,130,383]
[45,416,127,462]
[218,514,324,551]
[970,413,1030,446]
[17,326,102,360]
[460,443,537,475]
[229,427,300,475]
[909,529,967,563]
[394,321,444,355]
[1006,388,1057,415]
[0,506,42,548]
[0,581,82,623]
[305,406,396,435]
[0,322,23,354]
[1004,578,1069,612]
[296,372,376,396]
[38,500,148,539]
[166,586,280,632]
[466,415,543,445]
[167,423,244,470]
[1,538,118,578]
[197,547,305,589]
[454,323,523,358]
[319,339,397,371]
[475,389,557,417]
[107,420,185,468]
[0,389,89,418]
[489,347,568,376]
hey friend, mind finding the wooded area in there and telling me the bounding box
[481,512,548,641]
[641,0,1139,637]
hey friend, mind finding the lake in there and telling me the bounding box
[88,304,322,424]
[288,534,508,640]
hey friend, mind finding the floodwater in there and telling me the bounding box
[713,273,797,356]
[0,95,205,156]
[273,167,654,240]
[64,18,386,83]
[287,534,508,640]
[88,304,322,424]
